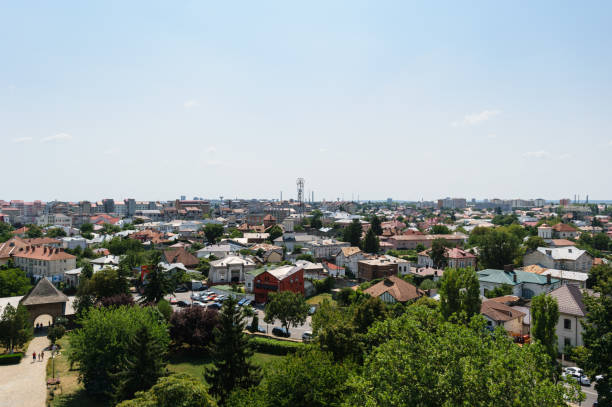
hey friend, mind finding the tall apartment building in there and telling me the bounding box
[437,197,467,209]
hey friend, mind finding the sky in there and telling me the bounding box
[1,1,611,202]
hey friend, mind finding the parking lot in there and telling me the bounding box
[166,289,312,341]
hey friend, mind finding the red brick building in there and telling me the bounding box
[253,265,304,303]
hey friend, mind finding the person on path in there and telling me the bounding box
[40,351,44,361]
[32,352,36,362]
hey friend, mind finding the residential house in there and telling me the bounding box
[253,264,304,303]
[521,264,588,288]
[408,266,445,281]
[196,244,234,259]
[358,258,398,281]
[417,247,477,269]
[523,246,593,273]
[60,236,87,250]
[273,232,319,251]
[303,239,350,260]
[209,255,256,284]
[551,223,579,239]
[242,233,270,244]
[36,213,73,228]
[387,233,468,250]
[13,246,77,281]
[363,275,424,304]
[335,247,365,276]
[477,268,561,299]
[0,237,29,265]
[163,248,199,269]
[249,243,283,263]
[546,285,594,353]
[480,299,525,335]
[322,261,345,277]
[295,260,326,280]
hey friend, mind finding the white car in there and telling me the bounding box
[564,367,590,386]
[192,301,205,307]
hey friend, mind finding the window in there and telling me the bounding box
[564,319,571,330]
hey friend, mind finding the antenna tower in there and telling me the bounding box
[297,177,305,219]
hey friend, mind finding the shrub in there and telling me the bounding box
[170,307,219,349]
[249,336,304,355]
[0,353,23,365]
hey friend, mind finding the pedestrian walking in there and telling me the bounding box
[40,351,44,361]
[32,352,36,362]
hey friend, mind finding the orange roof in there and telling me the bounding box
[552,223,577,232]
[13,246,76,261]
[364,275,424,303]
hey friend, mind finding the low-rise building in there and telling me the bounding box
[335,247,365,276]
[13,246,77,280]
[363,275,424,304]
[521,265,588,288]
[481,299,525,335]
[523,246,593,273]
[477,268,561,299]
[417,247,476,269]
[196,244,234,259]
[303,239,350,259]
[253,264,304,303]
[358,258,398,281]
[209,255,256,284]
[545,285,593,353]
[387,233,468,250]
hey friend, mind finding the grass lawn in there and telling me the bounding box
[45,337,108,407]
[45,336,284,405]
[306,293,336,306]
[168,349,283,381]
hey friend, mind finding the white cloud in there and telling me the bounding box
[452,110,501,127]
[12,137,32,143]
[206,146,217,154]
[487,134,497,139]
[205,160,222,167]
[319,147,328,153]
[183,100,198,108]
[41,133,72,143]
[608,140,612,146]
[523,151,550,158]
[558,153,572,159]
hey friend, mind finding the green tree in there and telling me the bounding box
[479,228,521,269]
[264,291,309,335]
[80,222,94,234]
[370,215,383,236]
[204,223,224,244]
[430,224,451,234]
[592,233,611,250]
[353,297,387,334]
[113,324,168,402]
[531,294,559,362]
[0,304,32,353]
[0,268,32,297]
[141,252,173,304]
[267,225,283,242]
[587,263,612,289]
[81,262,94,279]
[484,283,513,298]
[47,325,65,345]
[116,374,217,407]
[439,267,481,322]
[156,299,173,321]
[429,238,449,268]
[362,228,379,254]
[89,267,129,299]
[205,297,260,404]
[0,222,14,242]
[25,224,43,238]
[227,349,350,407]
[346,306,581,406]
[580,277,612,405]
[69,305,170,398]
[342,219,362,247]
[525,235,546,251]
[310,210,323,230]
[46,227,67,238]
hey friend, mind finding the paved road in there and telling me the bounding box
[167,289,312,340]
[0,334,50,407]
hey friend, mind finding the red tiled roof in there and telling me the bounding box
[364,275,424,303]
[13,246,76,261]
[552,223,577,232]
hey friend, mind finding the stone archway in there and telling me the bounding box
[19,278,68,324]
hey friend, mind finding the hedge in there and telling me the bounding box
[0,353,23,365]
[250,336,305,355]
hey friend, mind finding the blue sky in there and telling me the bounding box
[2,1,611,202]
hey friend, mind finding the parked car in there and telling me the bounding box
[175,286,188,293]
[169,297,178,305]
[177,300,190,308]
[207,302,222,310]
[195,285,208,291]
[302,331,313,341]
[564,367,591,386]
[272,327,290,337]
[238,298,248,306]
[192,301,205,307]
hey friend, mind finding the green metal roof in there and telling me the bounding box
[477,269,559,285]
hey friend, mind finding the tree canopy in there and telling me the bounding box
[264,291,309,334]
[342,219,362,247]
[0,268,32,297]
[117,374,217,407]
[531,294,559,362]
[204,223,225,244]
[439,267,481,322]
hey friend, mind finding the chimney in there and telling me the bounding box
[513,273,517,283]
[546,274,551,284]
[503,264,514,273]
